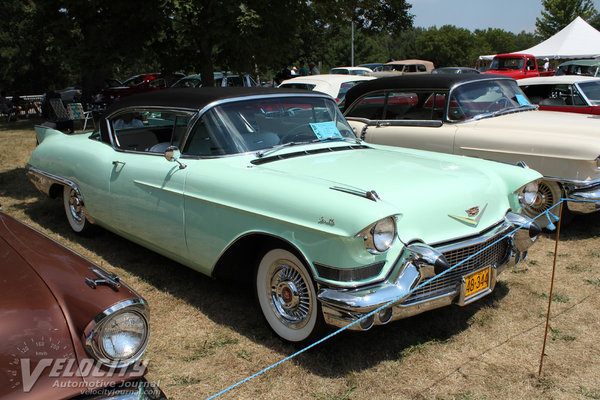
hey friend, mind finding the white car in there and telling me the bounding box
[279,74,375,104]
[329,66,374,76]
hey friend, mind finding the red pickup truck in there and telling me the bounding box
[484,53,554,79]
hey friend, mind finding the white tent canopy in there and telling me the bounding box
[479,17,600,61]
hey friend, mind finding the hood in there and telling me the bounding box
[0,221,84,399]
[466,110,600,162]
[0,214,145,398]
[247,144,537,244]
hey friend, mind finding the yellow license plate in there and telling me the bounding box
[464,267,490,297]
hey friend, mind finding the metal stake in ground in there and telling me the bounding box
[538,200,564,376]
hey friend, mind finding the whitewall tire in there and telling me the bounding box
[63,185,90,234]
[255,248,323,343]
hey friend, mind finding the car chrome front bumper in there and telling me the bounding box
[317,213,539,331]
[565,182,600,213]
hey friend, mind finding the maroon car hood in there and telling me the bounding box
[0,226,84,399]
[0,214,144,398]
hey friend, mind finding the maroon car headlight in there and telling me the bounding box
[84,299,149,368]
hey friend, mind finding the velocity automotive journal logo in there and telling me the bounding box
[5,336,147,393]
[14,357,148,392]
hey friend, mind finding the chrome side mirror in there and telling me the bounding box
[164,146,186,169]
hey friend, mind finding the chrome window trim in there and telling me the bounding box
[180,93,348,157]
[573,81,595,106]
[106,107,199,154]
[446,77,535,123]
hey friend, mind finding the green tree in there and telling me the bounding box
[415,25,476,67]
[535,0,598,39]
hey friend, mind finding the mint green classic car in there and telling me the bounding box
[27,88,542,343]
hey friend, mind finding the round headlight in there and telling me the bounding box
[85,300,149,368]
[100,311,148,361]
[372,217,396,252]
[519,181,539,206]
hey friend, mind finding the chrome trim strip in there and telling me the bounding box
[26,164,76,196]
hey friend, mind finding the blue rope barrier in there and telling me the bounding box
[206,198,591,399]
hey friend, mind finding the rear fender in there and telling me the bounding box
[34,124,64,145]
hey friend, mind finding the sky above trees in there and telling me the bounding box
[410,0,600,33]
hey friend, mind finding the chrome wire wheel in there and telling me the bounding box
[256,248,320,342]
[523,180,562,228]
[63,185,88,233]
[526,181,561,214]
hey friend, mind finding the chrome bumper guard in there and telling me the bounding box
[317,213,540,331]
[565,183,600,213]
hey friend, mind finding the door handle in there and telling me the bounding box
[112,161,126,167]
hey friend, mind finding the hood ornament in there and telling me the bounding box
[85,267,121,291]
[449,203,487,226]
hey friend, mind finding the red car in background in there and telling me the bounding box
[92,73,185,112]
[518,75,600,115]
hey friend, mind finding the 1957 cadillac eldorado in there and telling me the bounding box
[27,88,541,343]
[343,74,600,227]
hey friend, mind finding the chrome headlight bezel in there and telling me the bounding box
[84,299,150,368]
[357,216,397,254]
[516,180,539,207]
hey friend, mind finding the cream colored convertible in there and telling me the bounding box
[343,74,600,225]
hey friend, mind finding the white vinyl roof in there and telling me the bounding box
[480,17,600,60]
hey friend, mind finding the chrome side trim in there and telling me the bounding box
[26,164,77,197]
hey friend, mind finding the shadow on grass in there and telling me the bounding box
[545,211,600,241]
[0,167,40,201]
[14,192,514,379]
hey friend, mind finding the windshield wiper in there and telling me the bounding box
[492,104,537,117]
[311,136,362,144]
[256,142,301,158]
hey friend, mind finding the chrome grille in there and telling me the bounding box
[404,233,510,304]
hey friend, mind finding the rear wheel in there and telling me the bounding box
[63,185,92,234]
[255,248,324,343]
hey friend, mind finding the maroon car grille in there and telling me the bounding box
[404,233,510,304]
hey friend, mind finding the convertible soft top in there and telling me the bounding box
[342,74,511,111]
[105,87,323,115]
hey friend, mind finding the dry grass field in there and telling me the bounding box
[1,118,599,400]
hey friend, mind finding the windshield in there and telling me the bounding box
[490,57,525,70]
[448,80,531,121]
[182,97,356,156]
[578,81,600,105]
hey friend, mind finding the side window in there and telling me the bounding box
[346,91,387,120]
[388,91,444,120]
[183,111,227,156]
[109,111,190,153]
[526,58,536,71]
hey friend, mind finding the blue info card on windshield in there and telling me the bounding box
[309,121,342,139]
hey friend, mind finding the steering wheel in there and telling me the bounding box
[484,97,510,112]
[280,124,316,144]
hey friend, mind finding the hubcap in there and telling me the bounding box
[530,183,554,213]
[267,260,312,330]
[68,189,84,223]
